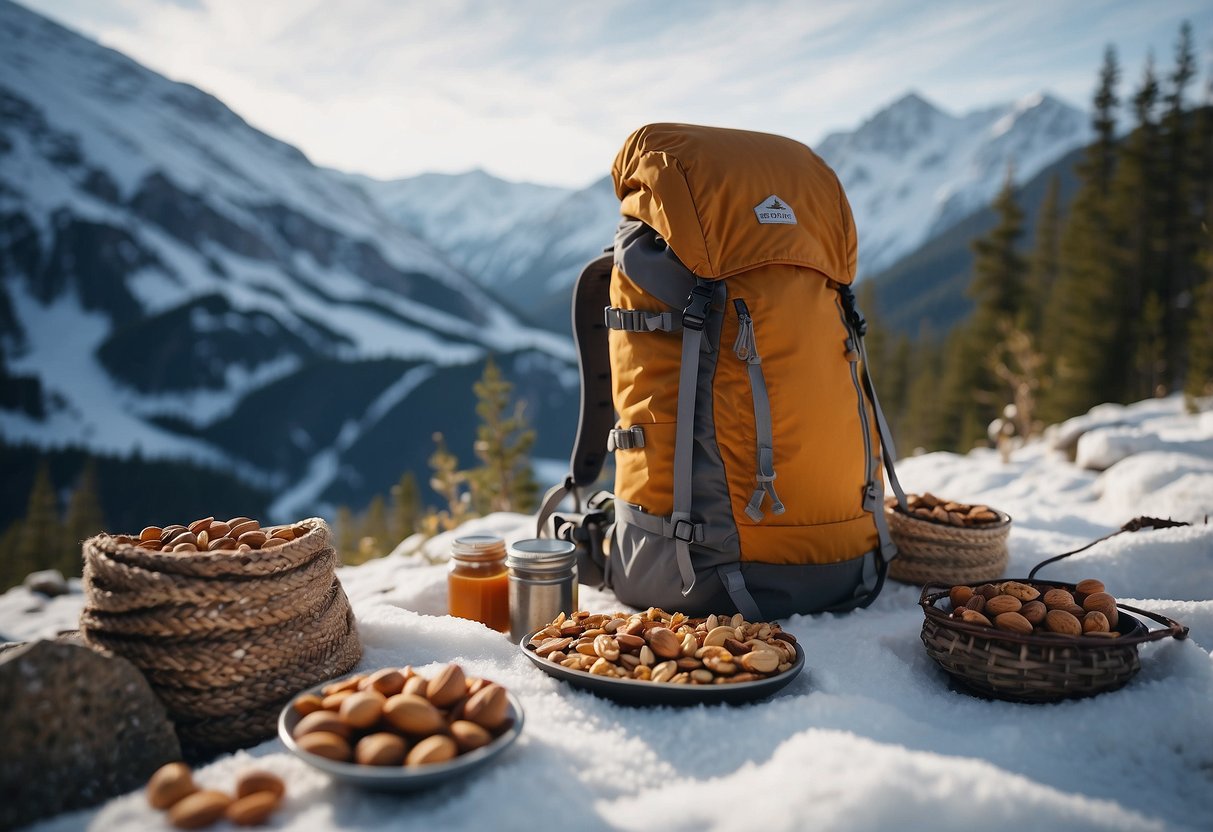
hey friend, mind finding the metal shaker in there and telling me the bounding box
[506,539,577,643]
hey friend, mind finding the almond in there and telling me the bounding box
[959,609,992,627]
[463,684,509,730]
[449,720,493,752]
[206,521,230,539]
[139,525,163,542]
[261,537,288,549]
[146,762,196,810]
[237,530,267,548]
[382,693,445,735]
[297,731,351,762]
[993,611,1033,634]
[1075,578,1106,598]
[228,519,260,539]
[339,689,386,729]
[168,790,231,830]
[405,735,457,767]
[361,668,407,697]
[739,650,779,674]
[1045,609,1082,636]
[293,710,351,740]
[965,595,987,613]
[208,537,237,551]
[1083,592,1119,628]
[1000,581,1041,602]
[985,594,1022,616]
[322,690,354,710]
[292,694,325,716]
[1083,610,1110,634]
[647,627,682,659]
[1042,588,1075,610]
[948,585,974,609]
[703,626,737,647]
[1020,600,1047,625]
[426,664,466,707]
[225,791,279,827]
[355,733,407,766]
[187,517,214,534]
[234,770,284,801]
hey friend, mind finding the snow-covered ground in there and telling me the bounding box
[5,396,1212,831]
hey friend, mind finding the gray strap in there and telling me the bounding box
[734,300,785,522]
[856,336,908,511]
[607,426,646,451]
[604,307,681,333]
[536,476,577,538]
[671,280,714,597]
[717,564,763,621]
[614,501,704,542]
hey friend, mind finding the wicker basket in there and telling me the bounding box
[888,505,1010,585]
[919,579,1188,702]
[80,518,361,754]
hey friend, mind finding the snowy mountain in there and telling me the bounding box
[0,0,577,517]
[816,91,1090,274]
[365,93,1089,330]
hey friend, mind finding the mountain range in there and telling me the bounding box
[0,0,1092,526]
[367,92,1090,332]
[0,0,576,524]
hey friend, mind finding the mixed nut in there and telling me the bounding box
[105,516,309,553]
[946,578,1123,638]
[525,608,798,684]
[890,492,1002,527]
[290,663,513,767]
[146,763,285,829]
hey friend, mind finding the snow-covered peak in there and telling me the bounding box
[815,89,1089,274]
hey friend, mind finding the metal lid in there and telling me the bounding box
[451,535,506,561]
[506,538,576,571]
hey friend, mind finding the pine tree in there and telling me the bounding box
[1110,54,1163,399]
[390,471,421,543]
[1042,46,1123,422]
[63,459,106,577]
[1026,175,1063,338]
[0,521,25,592]
[335,505,358,561]
[360,494,389,559]
[17,462,63,580]
[1159,23,1198,386]
[428,432,471,530]
[1185,273,1213,398]
[467,358,538,514]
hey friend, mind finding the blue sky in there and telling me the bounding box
[20,0,1213,188]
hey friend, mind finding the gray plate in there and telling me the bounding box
[278,676,524,792]
[520,630,806,706]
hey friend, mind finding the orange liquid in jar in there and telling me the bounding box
[448,563,510,632]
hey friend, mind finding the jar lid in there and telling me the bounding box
[506,538,576,570]
[451,535,506,561]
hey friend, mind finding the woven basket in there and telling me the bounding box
[80,518,361,754]
[919,579,1187,702]
[887,505,1010,585]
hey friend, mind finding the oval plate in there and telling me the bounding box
[278,677,524,792]
[520,630,806,706]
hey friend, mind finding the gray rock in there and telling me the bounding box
[0,640,182,830]
[22,569,68,597]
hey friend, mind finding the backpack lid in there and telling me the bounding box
[612,123,857,284]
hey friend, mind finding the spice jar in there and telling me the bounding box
[506,539,577,643]
[448,535,509,632]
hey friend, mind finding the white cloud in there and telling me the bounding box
[21,0,1213,186]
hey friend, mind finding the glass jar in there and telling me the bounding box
[448,535,509,632]
[506,539,577,643]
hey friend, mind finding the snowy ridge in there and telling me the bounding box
[5,395,1212,831]
[816,91,1090,275]
[0,0,576,510]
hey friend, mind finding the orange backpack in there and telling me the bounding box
[538,123,906,618]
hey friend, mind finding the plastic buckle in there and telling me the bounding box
[672,519,696,543]
[681,284,713,332]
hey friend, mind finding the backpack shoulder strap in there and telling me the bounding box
[537,251,614,535]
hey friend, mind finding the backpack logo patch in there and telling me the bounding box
[754,195,797,225]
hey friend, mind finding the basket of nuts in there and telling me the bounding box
[80,516,362,754]
[886,492,1010,585]
[918,520,1191,704]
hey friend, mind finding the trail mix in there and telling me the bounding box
[947,578,1122,638]
[290,664,513,767]
[525,608,798,684]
